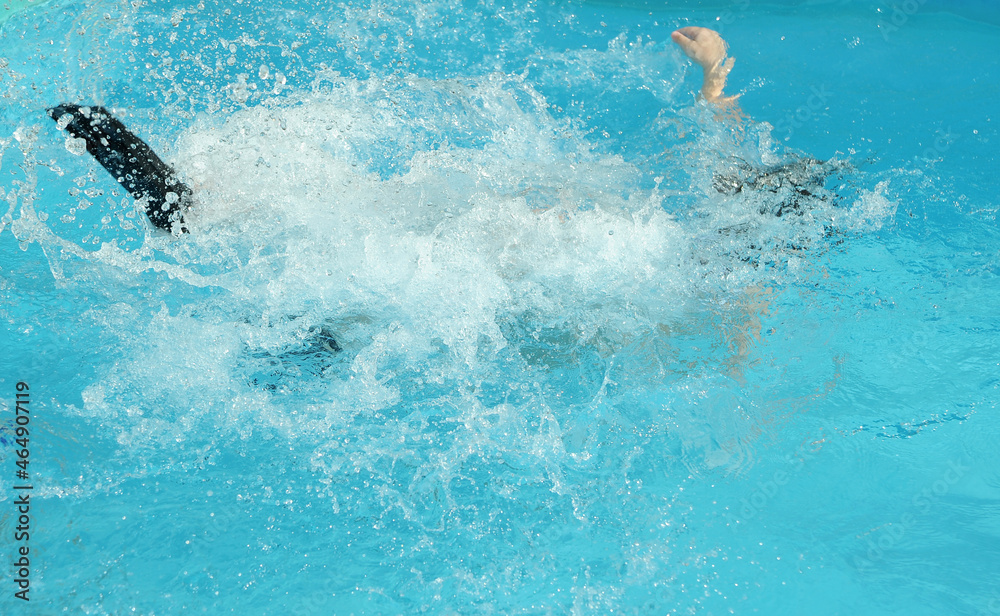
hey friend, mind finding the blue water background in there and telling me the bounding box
[0,0,998,614]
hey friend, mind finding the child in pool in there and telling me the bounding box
[47,25,827,366]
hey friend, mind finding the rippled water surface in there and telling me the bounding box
[1,0,998,613]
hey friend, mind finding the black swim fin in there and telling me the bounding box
[47,103,191,232]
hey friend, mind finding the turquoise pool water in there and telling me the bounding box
[1,0,998,613]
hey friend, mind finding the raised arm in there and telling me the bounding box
[671,26,737,104]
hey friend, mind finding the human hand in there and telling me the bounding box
[671,26,729,72]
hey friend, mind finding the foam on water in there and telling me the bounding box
[28,64,889,503]
[2,0,957,612]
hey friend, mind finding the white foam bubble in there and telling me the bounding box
[65,135,88,156]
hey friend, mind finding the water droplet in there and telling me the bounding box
[65,136,87,156]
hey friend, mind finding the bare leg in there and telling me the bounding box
[671,27,736,104]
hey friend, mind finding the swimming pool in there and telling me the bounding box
[1,0,998,613]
